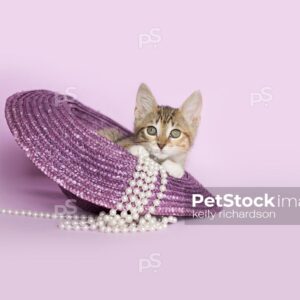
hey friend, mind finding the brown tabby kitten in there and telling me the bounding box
[98,83,202,178]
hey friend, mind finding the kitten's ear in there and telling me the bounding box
[180,90,202,128]
[135,83,157,120]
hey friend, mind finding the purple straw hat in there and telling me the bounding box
[5,90,219,217]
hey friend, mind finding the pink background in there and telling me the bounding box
[0,0,299,299]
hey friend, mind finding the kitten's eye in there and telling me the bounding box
[170,129,181,138]
[147,126,157,136]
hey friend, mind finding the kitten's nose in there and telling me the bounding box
[157,143,165,150]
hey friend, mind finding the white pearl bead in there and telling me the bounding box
[90,224,97,230]
[157,192,165,199]
[149,207,155,213]
[122,195,128,202]
[137,207,144,214]
[161,178,168,185]
[104,215,110,223]
[139,226,146,232]
[116,203,123,210]
[126,215,133,223]
[150,218,156,225]
[87,217,95,224]
[121,211,127,218]
[149,183,155,190]
[66,225,72,230]
[98,220,104,226]
[135,200,142,207]
[130,207,137,214]
[109,209,117,216]
[139,218,146,225]
[160,186,166,192]
[105,227,112,233]
[169,216,177,223]
[153,199,160,206]
[130,195,137,203]
[132,213,139,220]
[162,217,169,224]
[161,173,167,179]
[126,187,132,195]
[145,213,151,221]
[109,219,117,227]
[118,219,125,226]
[142,199,148,205]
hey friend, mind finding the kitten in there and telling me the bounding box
[98,83,202,178]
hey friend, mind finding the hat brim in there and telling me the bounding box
[5,90,220,217]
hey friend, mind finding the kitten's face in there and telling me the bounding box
[133,84,202,163]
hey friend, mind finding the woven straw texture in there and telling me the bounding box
[5,90,219,217]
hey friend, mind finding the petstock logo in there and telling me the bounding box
[186,187,300,225]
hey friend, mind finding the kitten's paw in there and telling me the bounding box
[128,145,149,158]
[161,160,185,178]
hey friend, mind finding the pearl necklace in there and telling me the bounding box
[0,152,177,233]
